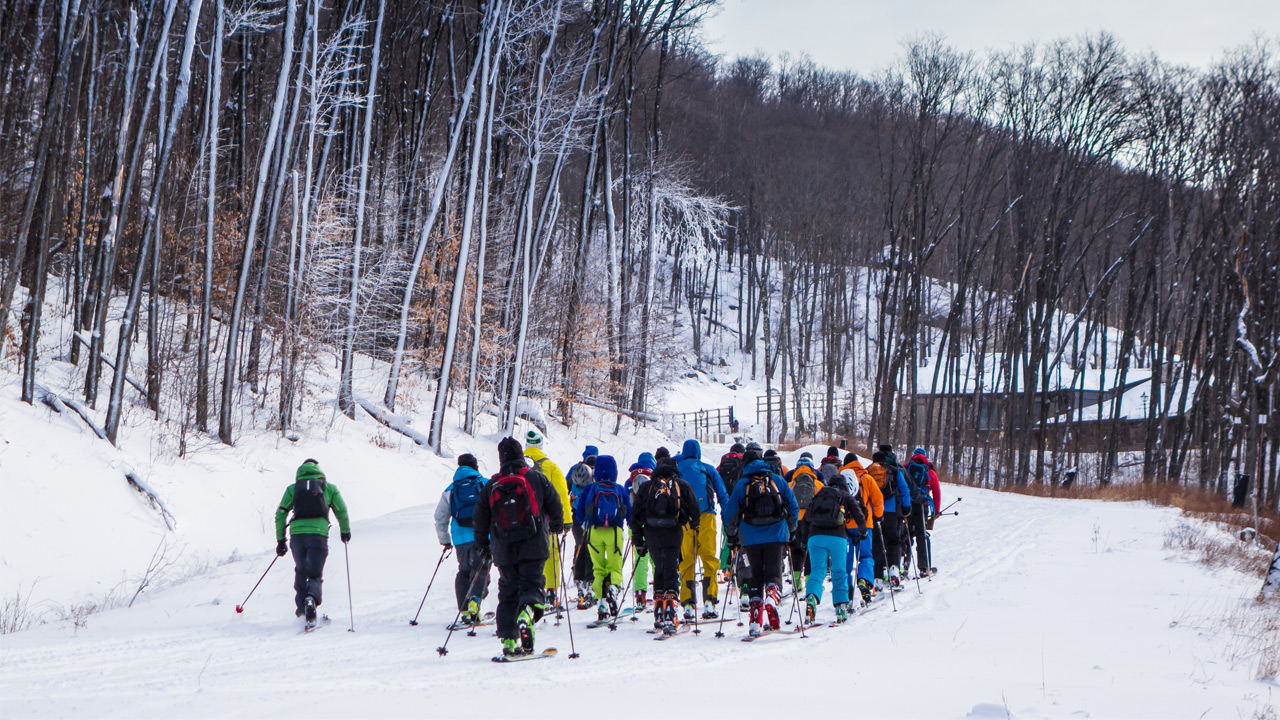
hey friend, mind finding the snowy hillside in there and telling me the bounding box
[2,474,1275,719]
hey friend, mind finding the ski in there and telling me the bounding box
[301,615,331,634]
[741,627,801,643]
[492,648,557,663]
[653,624,692,640]
[446,611,497,631]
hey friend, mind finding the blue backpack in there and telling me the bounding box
[450,474,482,528]
[588,483,625,528]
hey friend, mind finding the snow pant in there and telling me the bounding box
[632,547,651,593]
[454,541,492,611]
[650,546,681,595]
[495,558,546,640]
[846,529,874,585]
[679,513,720,606]
[806,534,850,605]
[543,533,564,590]
[722,530,750,586]
[290,533,328,614]
[874,513,905,578]
[789,525,810,578]
[588,527,626,598]
[743,542,786,600]
[571,524,593,585]
[907,503,932,572]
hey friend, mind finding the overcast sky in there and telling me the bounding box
[698,0,1280,75]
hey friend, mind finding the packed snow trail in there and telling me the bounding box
[0,486,1272,719]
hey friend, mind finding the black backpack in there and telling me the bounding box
[742,474,786,526]
[718,454,744,495]
[490,468,540,540]
[805,486,845,529]
[645,475,683,529]
[293,477,328,520]
[906,461,931,505]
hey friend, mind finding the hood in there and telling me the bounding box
[681,439,702,461]
[635,452,656,470]
[583,445,600,461]
[910,452,930,466]
[593,455,619,483]
[524,446,547,462]
[296,460,325,483]
[453,465,483,483]
[820,464,839,483]
[743,459,773,477]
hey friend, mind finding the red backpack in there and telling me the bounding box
[489,468,541,540]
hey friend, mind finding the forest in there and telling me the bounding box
[0,0,1276,508]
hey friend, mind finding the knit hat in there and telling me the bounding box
[655,447,670,460]
[800,451,813,459]
[296,459,325,482]
[843,452,858,466]
[498,437,524,467]
[457,453,479,470]
[593,455,619,484]
[878,444,894,454]
[826,446,840,457]
[913,447,927,458]
[583,445,600,461]
[525,430,544,447]
[636,452,657,470]
[730,443,746,454]
[872,451,887,464]
[745,441,763,453]
[764,449,778,458]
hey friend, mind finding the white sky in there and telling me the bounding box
[698,0,1280,75]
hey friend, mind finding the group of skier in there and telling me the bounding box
[269,432,943,659]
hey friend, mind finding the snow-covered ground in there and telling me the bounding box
[2,469,1275,718]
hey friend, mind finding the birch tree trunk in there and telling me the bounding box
[197,0,224,432]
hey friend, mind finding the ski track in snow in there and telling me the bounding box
[1,485,1274,719]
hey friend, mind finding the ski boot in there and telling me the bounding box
[682,602,697,623]
[857,578,874,605]
[764,583,781,630]
[834,602,850,623]
[303,595,317,624]
[702,599,718,620]
[605,584,621,617]
[635,590,647,611]
[463,596,481,625]
[748,599,764,637]
[804,593,818,625]
[501,637,523,658]
[653,594,666,631]
[576,581,594,610]
[543,588,562,614]
[516,605,536,653]
[888,565,901,589]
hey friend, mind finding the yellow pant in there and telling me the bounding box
[544,534,564,589]
[679,512,720,605]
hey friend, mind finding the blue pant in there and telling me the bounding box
[805,534,850,605]
[845,530,874,584]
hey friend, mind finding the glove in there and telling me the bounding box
[858,529,868,542]
[442,542,453,551]
[477,545,492,564]
[726,534,740,550]
[550,524,565,535]
[276,540,288,557]
[341,531,351,543]
[636,545,648,558]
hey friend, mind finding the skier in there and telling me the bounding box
[716,443,746,582]
[565,446,599,608]
[473,437,565,658]
[723,458,799,636]
[803,469,865,624]
[625,452,657,608]
[631,462,700,634]
[523,431,572,608]
[676,439,729,621]
[274,459,351,625]
[573,455,631,622]
[784,452,823,596]
[868,449,910,588]
[433,453,492,626]
[820,446,842,472]
[840,452,882,604]
[905,447,943,575]
[762,448,788,477]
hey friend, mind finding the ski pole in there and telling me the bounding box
[554,534,580,659]
[410,546,453,626]
[343,540,355,632]
[608,535,634,630]
[714,547,740,638]
[235,554,280,613]
[784,553,797,626]
[437,557,488,656]
[875,522,896,613]
[555,532,567,620]
[939,497,962,514]
[789,575,807,638]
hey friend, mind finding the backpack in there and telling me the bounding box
[805,486,845,529]
[764,455,784,477]
[588,483,625,528]
[742,474,787,526]
[569,462,594,489]
[875,464,897,501]
[718,454,744,495]
[293,477,328,520]
[449,473,482,528]
[790,466,818,511]
[839,471,869,526]
[644,475,682,529]
[906,462,931,505]
[489,468,540,540]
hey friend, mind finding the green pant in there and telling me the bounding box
[588,526,625,598]
[632,549,651,593]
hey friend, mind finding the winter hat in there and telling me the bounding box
[585,456,596,468]
[525,430,544,447]
[878,444,894,454]
[826,446,840,458]
[457,453,479,470]
[655,447,671,460]
[745,441,763,454]
[583,445,600,461]
[730,443,746,454]
[800,451,813,459]
[636,452,657,470]
[498,437,524,467]
[913,447,927,458]
[296,459,325,482]
[593,455,619,484]
[797,456,814,468]
[763,449,778,458]
[843,452,859,466]
[872,451,887,464]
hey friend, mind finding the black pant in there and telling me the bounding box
[789,526,810,577]
[651,545,681,595]
[907,503,932,571]
[875,512,905,577]
[571,524,593,584]
[290,533,328,614]
[743,542,785,600]
[495,559,545,640]
[454,541,492,610]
